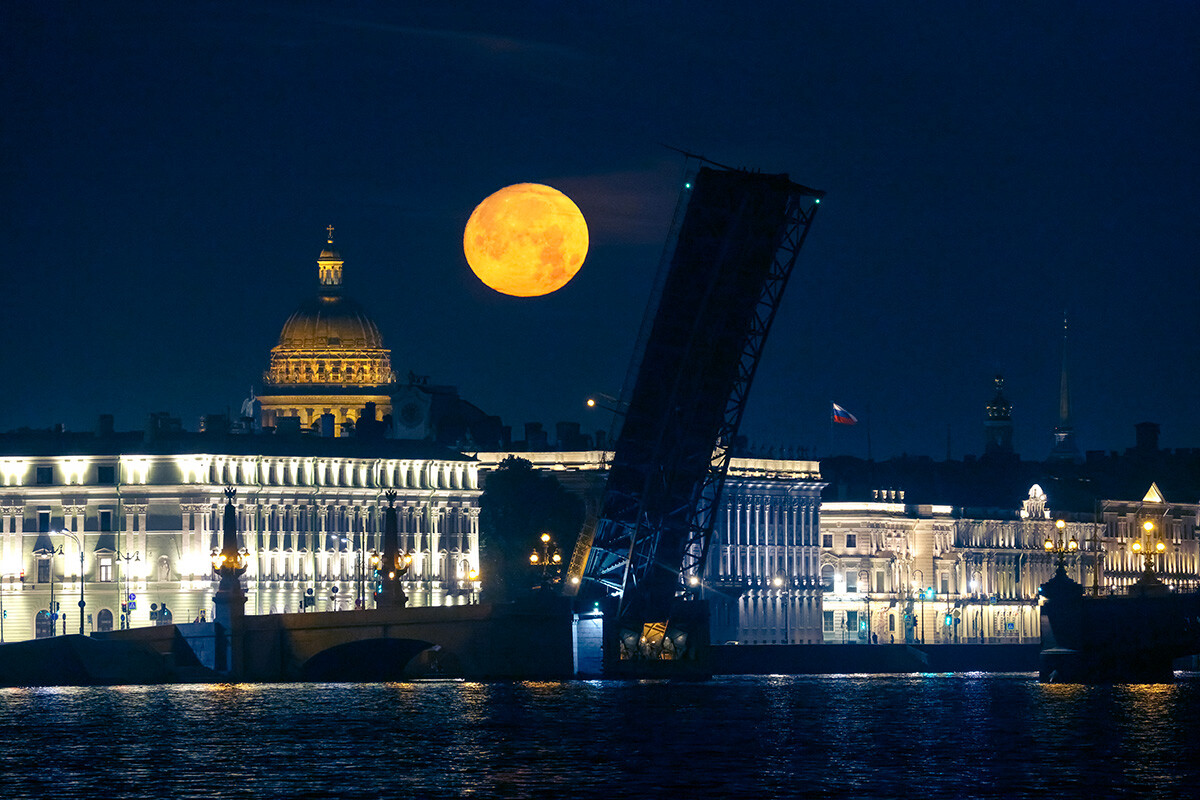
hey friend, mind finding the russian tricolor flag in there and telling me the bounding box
[832,403,858,425]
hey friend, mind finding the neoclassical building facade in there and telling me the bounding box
[818,483,1199,645]
[0,430,481,642]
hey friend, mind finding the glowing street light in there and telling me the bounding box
[1044,519,1078,570]
[1131,520,1165,574]
[530,532,563,589]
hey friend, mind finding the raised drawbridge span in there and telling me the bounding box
[568,161,823,669]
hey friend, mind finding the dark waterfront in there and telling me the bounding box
[2,674,1198,800]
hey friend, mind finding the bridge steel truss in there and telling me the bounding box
[581,165,824,644]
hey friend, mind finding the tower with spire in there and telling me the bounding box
[983,374,1015,460]
[1050,314,1081,462]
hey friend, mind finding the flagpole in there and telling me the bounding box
[866,403,873,461]
[828,400,834,458]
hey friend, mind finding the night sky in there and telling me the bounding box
[5,2,1197,460]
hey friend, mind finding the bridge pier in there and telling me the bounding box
[1039,566,1200,683]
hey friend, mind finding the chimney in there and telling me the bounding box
[1135,422,1160,452]
[95,414,115,437]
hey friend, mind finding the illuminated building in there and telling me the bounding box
[0,425,481,642]
[819,486,1071,645]
[817,483,1200,646]
[1099,483,1200,593]
[257,230,396,434]
[475,451,827,646]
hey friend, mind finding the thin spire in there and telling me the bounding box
[1058,313,1070,426]
[1050,312,1080,462]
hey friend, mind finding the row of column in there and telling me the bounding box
[712,492,821,583]
[181,501,479,582]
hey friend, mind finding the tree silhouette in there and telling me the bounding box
[479,456,585,602]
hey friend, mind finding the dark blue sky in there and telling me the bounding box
[4,2,1197,460]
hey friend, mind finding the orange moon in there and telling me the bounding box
[463,183,589,297]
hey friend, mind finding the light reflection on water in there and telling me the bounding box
[0,674,1197,799]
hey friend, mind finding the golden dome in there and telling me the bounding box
[277,293,385,350]
[263,233,395,388]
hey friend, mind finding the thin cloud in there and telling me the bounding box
[553,161,684,246]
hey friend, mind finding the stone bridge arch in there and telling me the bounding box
[300,637,450,681]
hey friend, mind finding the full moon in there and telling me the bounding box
[463,183,589,297]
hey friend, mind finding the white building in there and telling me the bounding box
[0,429,481,641]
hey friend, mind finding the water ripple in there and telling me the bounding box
[0,674,1197,799]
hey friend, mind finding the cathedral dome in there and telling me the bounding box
[277,293,385,350]
[262,232,396,390]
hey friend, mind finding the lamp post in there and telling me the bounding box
[341,537,373,610]
[59,530,85,636]
[45,543,64,637]
[1043,519,1079,574]
[1131,520,1165,574]
[529,532,562,589]
[772,575,787,644]
[118,551,140,630]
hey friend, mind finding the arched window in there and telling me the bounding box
[35,610,54,638]
[820,564,835,592]
[97,608,114,633]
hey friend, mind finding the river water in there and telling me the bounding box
[1,673,1197,799]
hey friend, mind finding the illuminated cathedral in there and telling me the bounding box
[257,228,396,434]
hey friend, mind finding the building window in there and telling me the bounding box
[96,608,113,633]
[97,465,116,484]
[821,565,834,592]
[35,610,54,638]
[846,570,857,593]
[847,610,859,634]
[99,557,114,583]
[100,510,112,532]
[822,534,833,548]
[36,466,53,485]
[37,559,50,583]
[875,571,885,593]
[889,614,896,632]
[845,533,857,549]
[940,573,950,595]
[823,610,834,632]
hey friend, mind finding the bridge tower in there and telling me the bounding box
[570,163,824,672]
[376,490,409,608]
[212,487,248,676]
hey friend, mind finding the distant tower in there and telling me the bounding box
[1049,314,1081,462]
[984,375,1014,459]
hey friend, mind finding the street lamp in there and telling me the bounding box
[1043,519,1078,570]
[44,542,65,637]
[919,587,933,644]
[969,578,981,643]
[770,575,788,643]
[1131,520,1165,574]
[59,530,85,636]
[529,532,562,589]
[119,551,140,630]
